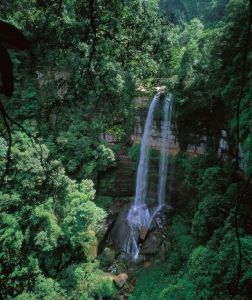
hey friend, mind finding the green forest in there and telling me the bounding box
[0,0,252,299]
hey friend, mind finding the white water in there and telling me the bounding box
[158,94,172,208]
[125,93,173,258]
[134,93,160,208]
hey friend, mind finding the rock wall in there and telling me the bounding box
[97,154,136,199]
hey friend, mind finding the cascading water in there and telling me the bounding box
[157,94,172,208]
[125,93,160,258]
[125,93,173,259]
[131,94,160,216]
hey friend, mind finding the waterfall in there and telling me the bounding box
[158,94,172,208]
[125,93,172,258]
[134,93,160,209]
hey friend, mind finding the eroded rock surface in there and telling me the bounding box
[110,206,131,251]
[113,273,128,288]
[110,205,170,257]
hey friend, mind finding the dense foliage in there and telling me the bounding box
[131,0,252,299]
[131,155,252,299]
[0,0,252,299]
[0,0,164,298]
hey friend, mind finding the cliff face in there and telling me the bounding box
[97,154,136,198]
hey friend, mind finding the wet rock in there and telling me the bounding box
[113,273,128,288]
[139,227,149,240]
[139,209,169,255]
[110,205,170,258]
[140,230,162,255]
[110,207,132,251]
[149,206,169,229]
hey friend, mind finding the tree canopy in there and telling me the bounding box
[1,0,252,299]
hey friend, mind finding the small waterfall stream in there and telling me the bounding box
[125,93,173,258]
[158,94,172,208]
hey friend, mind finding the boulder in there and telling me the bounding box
[149,206,168,229]
[113,273,128,288]
[140,230,162,255]
[110,207,132,251]
[110,205,169,257]
[139,227,149,240]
